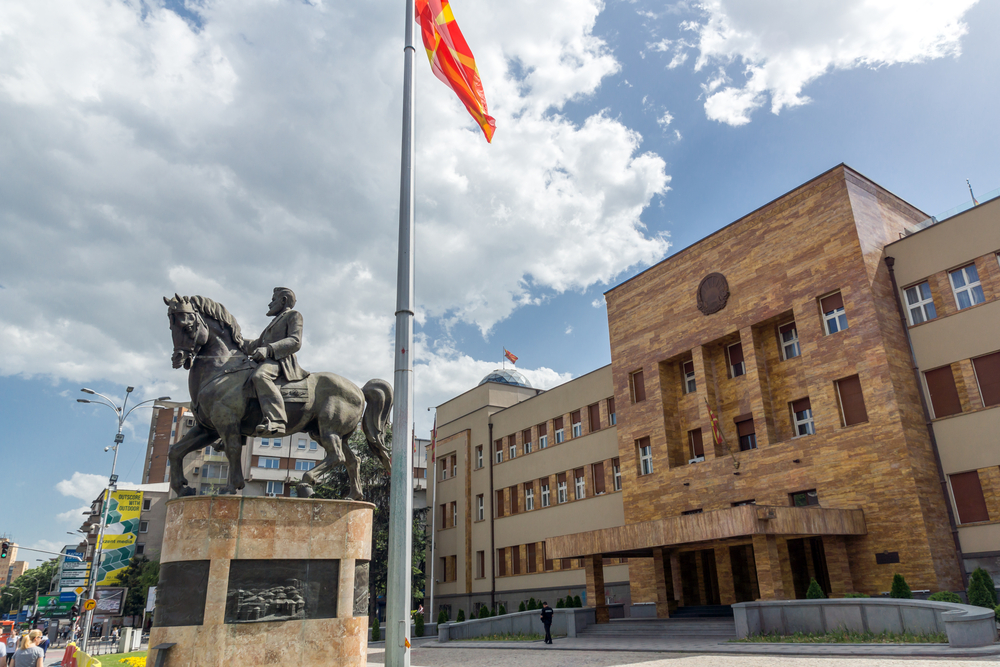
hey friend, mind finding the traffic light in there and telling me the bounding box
[0,542,9,559]
[70,605,79,622]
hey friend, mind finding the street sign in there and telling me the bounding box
[60,578,89,587]
[75,587,85,595]
[63,561,90,571]
[83,599,96,611]
[59,592,78,603]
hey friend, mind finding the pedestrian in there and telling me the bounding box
[540,601,554,644]
[13,630,43,667]
[110,627,119,642]
[4,633,16,666]
[36,634,47,659]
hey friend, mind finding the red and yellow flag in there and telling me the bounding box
[705,398,724,447]
[504,348,518,365]
[415,0,496,142]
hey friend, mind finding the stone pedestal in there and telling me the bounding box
[146,496,373,667]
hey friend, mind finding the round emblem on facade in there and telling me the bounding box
[697,272,730,315]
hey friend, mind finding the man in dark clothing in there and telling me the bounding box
[540,601,554,644]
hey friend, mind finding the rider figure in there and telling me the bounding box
[243,287,309,435]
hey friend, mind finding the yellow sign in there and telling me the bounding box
[83,599,96,611]
[75,587,85,595]
[97,490,144,585]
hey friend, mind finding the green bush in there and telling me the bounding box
[478,606,490,619]
[518,601,526,612]
[967,575,995,609]
[565,594,574,608]
[527,597,537,610]
[498,604,507,615]
[371,615,381,641]
[437,609,448,625]
[889,573,912,599]
[843,592,870,598]
[994,605,999,622]
[806,578,826,599]
[456,609,465,622]
[573,595,582,608]
[414,612,425,637]
[556,598,565,608]
[969,568,997,606]
[927,591,962,604]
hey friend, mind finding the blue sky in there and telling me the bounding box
[0,0,997,559]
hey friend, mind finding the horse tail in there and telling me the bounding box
[361,379,393,472]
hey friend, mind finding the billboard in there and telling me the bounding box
[94,587,127,616]
[96,490,143,585]
[36,595,75,619]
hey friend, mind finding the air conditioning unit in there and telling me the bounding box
[688,457,705,464]
[193,467,200,475]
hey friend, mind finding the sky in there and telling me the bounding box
[0,0,997,562]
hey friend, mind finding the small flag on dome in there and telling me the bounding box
[504,348,518,365]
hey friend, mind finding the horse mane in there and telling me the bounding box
[187,295,245,348]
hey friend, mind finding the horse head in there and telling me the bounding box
[164,294,209,369]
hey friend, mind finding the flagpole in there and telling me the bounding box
[386,0,416,663]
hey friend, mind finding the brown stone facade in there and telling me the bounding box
[603,166,963,606]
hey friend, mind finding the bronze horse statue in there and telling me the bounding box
[163,294,392,499]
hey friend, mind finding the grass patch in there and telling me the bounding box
[458,632,545,642]
[734,630,947,644]
[96,650,148,667]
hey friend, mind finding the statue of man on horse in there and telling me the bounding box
[163,291,392,500]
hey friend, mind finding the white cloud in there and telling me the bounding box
[686,0,978,125]
[591,297,605,308]
[657,111,674,129]
[565,325,574,335]
[54,472,144,524]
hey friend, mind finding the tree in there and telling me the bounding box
[497,604,506,615]
[414,611,424,637]
[371,615,381,641]
[478,605,490,619]
[806,578,825,599]
[456,608,465,622]
[564,594,573,608]
[556,598,565,609]
[573,595,582,608]
[517,601,526,612]
[0,559,59,614]
[969,568,997,606]
[118,556,160,625]
[889,573,912,599]
[527,597,537,610]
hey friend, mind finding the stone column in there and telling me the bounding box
[714,546,736,605]
[823,535,855,597]
[738,325,772,448]
[652,548,671,618]
[751,534,786,600]
[669,550,684,606]
[584,555,609,623]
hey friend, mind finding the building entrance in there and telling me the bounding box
[787,536,830,598]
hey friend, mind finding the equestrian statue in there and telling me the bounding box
[163,289,392,499]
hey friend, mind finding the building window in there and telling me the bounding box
[571,411,582,437]
[512,546,521,575]
[905,282,937,325]
[637,437,653,475]
[295,460,316,471]
[477,551,485,579]
[509,486,519,515]
[541,481,551,507]
[791,398,815,436]
[688,429,704,462]
[557,474,568,503]
[265,481,284,496]
[135,543,145,555]
[574,468,585,499]
[525,484,535,510]
[683,360,696,393]
[522,429,532,454]
[554,417,565,444]
[272,437,282,448]
[172,415,178,423]
[950,471,990,524]
[497,548,507,577]
[204,446,213,456]
[297,439,306,450]
[973,352,1000,407]
[734,415,756,450]
[630,369,646,403]
[790,489,819,507]
[495,439,503,464]
[440,459,448,481]
[310,440,318,450]
[608,397,616,425]
[682,509,703,515]
[261,438,269,447]
[732,499,756,506]
[447,555,457,582]
[526,543,537,573]
[475,445,484,469]
[544,544,554,571]
[950,264,985,310]
[836,375,869,426]
[440,503,448,528]
[588,404,601,432]
[203,463,229,478]
[779,322,800,360]
[727,342,746,378]
[612,458,621,491]
[592,462,605,495]
[508,435,517,460]
[925,365,963,418]
[142,498,152,511]
[139,521,149,534]
[450,454,457,478]
[450,501,457,527]
[820,292,848,334]
[476,495,484,521]
[170,429,175,438]
[495,490,505,518]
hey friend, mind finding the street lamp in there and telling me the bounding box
[75,386,170,652]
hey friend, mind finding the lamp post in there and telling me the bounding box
[76,387,169,653]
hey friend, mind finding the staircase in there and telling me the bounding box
[669,604,735,618]
[579,616,736,640]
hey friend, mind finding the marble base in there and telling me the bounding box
[146,496,374,667]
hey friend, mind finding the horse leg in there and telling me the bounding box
[341,434,363,501]
[298,429,350,499]
[168,425,219,497]
[219,432,246,495]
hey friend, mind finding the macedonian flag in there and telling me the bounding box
[416,0,496,142]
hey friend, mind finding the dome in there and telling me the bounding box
[478,368,532,388]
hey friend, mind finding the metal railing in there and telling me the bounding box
[905,187,1000,236]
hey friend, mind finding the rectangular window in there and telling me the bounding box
[779,322,801,360]
[950,264,986,310]
[439,556,448,582]
[495,439,503,464]
[925,365,963,418]
[272,437,283,447]
[557,473,568,503]
[612,458,621,491]
[588,404,601,432]
[571,411,582,437]
[476,494,484,521]
[203,463,229,478]
[561,558,571,570]
[554,416,565,444]
[497,548,507,577]
[135,543,145,555]
[689,429,704,461]
[512,546,521,575]
[142,498,152,511]
[790,489,819,507]
[973,352,1000,407]
[261,438,269,447]
[526,543,537,573]
[574,468,585,499]
[836,375,868,426]
[139,520,148,534]
[728,342,746,378]
[448,555,457,582]
[509,486,519,515]
[637,437,653,475]
[295,460,316,471]
[496,490,505,518]
[791,398,815,436]
[905,282,937,325]
[450,454,457,478]
[681,509,703,515]
[608,397,616,425]
[477,551,485,579]
[732,499,756,506]
[297,438,307,450]
[522,429,532,454]
[537,422,547,449]
[310,440,318,450]
[450,501,457,527]
[735,415,756,451]
[508,435,517,460]
[544,544,554,571]
[525,483,535,510]
[950,471,990,523]
[683,360,696,393]
[440,503,448,528]
[265,481,284,496]
[475,445,483,469]
[541,481,551,507]
[593,462,605,495]
[821,292,848,334]
[630,370,646,403]
[440,459,448,480]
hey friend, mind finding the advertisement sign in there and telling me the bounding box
[36,595,75,619]
[59,592,78,603]
[96,490,143,585]
[94,587,128,616]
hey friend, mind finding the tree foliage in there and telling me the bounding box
[806,578,826,599]
[968,567,997,607]
[117,556,160,622]
[0,559,59,614]
[927,591,962,604]
[889,573,912,599]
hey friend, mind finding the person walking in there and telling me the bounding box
[540,601,554,644]
[13,630,43,667]
[4,633,16,666]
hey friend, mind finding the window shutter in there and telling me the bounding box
[925,366,963,418]
[497,548,507,576]
[495,490,505,517]
[728,343,744,366]
[778,322,796,335]
[537,422,547,436]
[509,486,518,513]
[837,375,868,426]
[512,546,521,574]
[820,292,844,313]
[526,543,537,573]
[558,472,567,485]
[735,415,755,437]
[494,439,502,453]
[689,429,704,457]
[632,370,646,402]
[950,471,990,523]
[683,360,694,375]
[593,462,605,494]
[522,429,531,443]
[571,410,581,424]
[608,397,615,414]
[524,481,533,493]
[554,416,564,430]
[791,397,811,414]
[589,404,601,431]
[973,352,1000,407]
